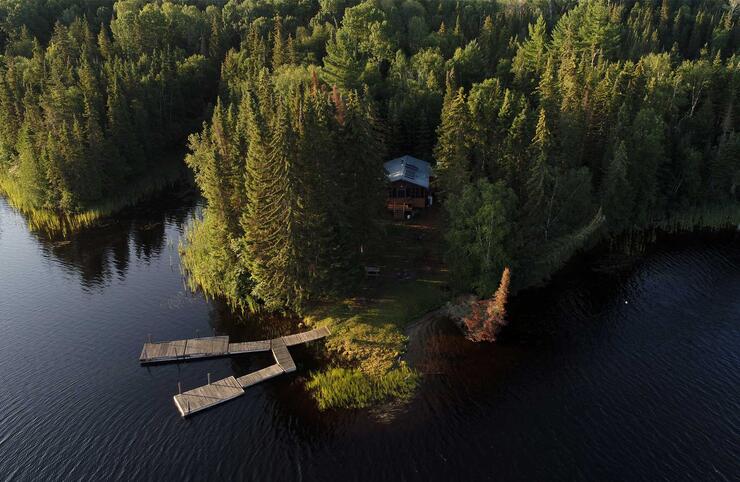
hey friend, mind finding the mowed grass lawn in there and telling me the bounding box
[305,208,449,409]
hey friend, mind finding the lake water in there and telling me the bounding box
[0,189,738,481]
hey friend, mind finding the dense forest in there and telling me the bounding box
[0,0,738,308]
[0,0,225,211]
[0,0,737,409]
[181,0,739,311]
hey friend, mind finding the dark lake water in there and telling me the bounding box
[1,189,738,481]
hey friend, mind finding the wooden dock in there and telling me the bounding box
[282,326,331,346]
[228,340,271,354]
[173,375,244,417]
[236,364,285,388]
[139,328,328,364]
[139,336,229,363]
[141,327,331,417]
[270,338,296,372]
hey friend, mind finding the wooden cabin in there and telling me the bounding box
[384,155,433,218]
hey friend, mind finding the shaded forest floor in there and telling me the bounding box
[304,207,450,409]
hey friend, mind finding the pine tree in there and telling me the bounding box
[339,91,385,266]
[271,16,284,69]
[525,108,553,213]
[186,100,240,235]
[15,115,46,206]
[502,101,529,193]
[295,88,335,293]
[434,87,470,197]
[243,93,308,311]
[629,107,665,227]
[479,15,497,76]
[322,30,364,90]
[602,140,633,232]
[286,35,298,65]
[0,69,20,167]
[512,16,548,90]
[98,24,113,59]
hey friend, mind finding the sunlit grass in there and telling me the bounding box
[298,215,450,410]
[303,277,446,409]
[306,365,420,410]
[306,280,445,374]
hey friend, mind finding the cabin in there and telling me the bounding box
[384,155,433,218]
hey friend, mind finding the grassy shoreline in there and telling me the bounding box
[303,277,446,409]
[0,160,189,235]
[300,214,449,409]
[298,204,740,410]
[183,203,739,411]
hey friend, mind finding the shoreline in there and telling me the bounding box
[0,160,190,236]
[190,209,740,410]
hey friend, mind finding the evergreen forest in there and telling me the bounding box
[0,1,739,405]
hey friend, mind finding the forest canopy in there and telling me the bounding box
[0,0,738,308]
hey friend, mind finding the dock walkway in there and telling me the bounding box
[173,375,244,417]
[270,337,296,372]
[140,327,330,417]
[139,327,329,364]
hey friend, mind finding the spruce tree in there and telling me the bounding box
[244,93,308,311]
[434,87,470,197]
[602,140,633,233]
[271,16,284,70]
[338,91,384,268]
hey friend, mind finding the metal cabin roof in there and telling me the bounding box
[383,155,432,189]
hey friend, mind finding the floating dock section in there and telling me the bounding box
[140,327,330,417]
[140,336,229,363]
[174,376,244,417]
[139,327,329,364]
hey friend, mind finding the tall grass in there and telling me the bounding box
[179,211,261,314]
[306,365,419,410]
[657,204,740,232]
[0,161,188,236]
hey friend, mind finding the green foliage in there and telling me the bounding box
[602,140,632,232]
[0,156,185,234]
[512,15,548,89]
[445,178,516,296]
[183,70,386,313]
[3,0,740,410]
[0,4,220,214]
[180,209,258,313]
[306,365,419,410]
[434,87,470,196]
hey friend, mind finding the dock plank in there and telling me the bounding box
[228,340,271,354]
[173,376,244,417]
[282,327,331,346]
[142,328,333,415]
[140,336,229,363]
[271,338,296,373]
[236,364,285,388]
[139,339,186,362]
[183,336,229,358]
